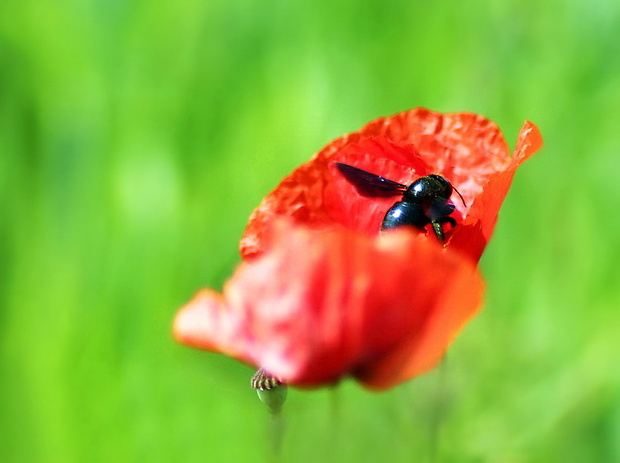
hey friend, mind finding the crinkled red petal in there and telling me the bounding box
[448,121,543,261]
[175,221,485,389]
[239,108,542,262]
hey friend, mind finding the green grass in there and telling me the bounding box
[2,0,620,461]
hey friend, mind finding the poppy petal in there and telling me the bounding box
[448,121,543,261]
[239,108,541,261]
[175,220,485,389]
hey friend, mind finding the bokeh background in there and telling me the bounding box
[2,0,619,462]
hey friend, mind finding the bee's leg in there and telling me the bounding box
[438,216,457,228]
[431,221,445,241]
[432,217,458,241]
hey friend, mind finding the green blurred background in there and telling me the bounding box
[1,0,619,461]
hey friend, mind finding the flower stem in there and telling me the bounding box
[428,355,448,463]
[267,407,285,462]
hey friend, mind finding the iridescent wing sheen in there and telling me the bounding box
[334,162,407,198]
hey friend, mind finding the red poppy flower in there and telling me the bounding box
[174,108,542,390]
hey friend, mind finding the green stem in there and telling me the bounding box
[268,408,285,462]
[428,355,448,463]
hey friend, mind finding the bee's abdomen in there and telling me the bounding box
[380,201,428,231]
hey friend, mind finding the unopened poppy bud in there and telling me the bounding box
[256,385,287,415]
[251,368,287,414]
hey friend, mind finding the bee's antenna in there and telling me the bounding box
[452,186,467,207]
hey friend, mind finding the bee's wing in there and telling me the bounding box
[334,163,407,197]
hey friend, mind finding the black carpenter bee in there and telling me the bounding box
[334,162,465,241]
